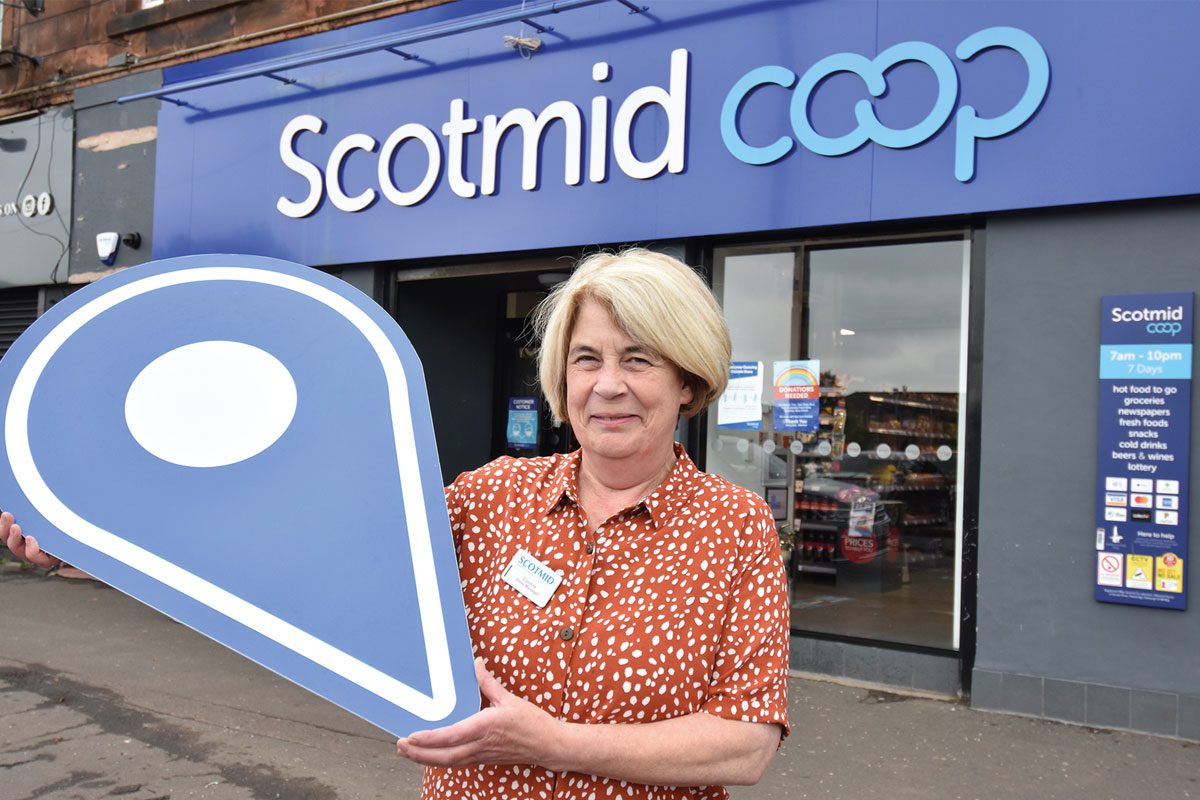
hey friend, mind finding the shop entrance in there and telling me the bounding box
[392,261,576,485]
[707,236,970,652]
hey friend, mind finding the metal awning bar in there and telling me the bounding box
[519,18,554,34]
[117,0,622,104]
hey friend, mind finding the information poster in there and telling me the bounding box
[717,361,763,429]
[1095,293,1192,609]
[848,496,876,538]
[773,360,821,433]
[506,397,538,450]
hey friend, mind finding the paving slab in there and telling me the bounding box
[1,561,1197,800]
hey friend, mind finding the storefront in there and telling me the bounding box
[118,0,1200,738]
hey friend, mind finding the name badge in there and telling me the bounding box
[502,548,563,608]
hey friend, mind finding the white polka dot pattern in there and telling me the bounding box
[420,446,790,800]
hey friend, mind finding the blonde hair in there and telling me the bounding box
[533,249,731,422]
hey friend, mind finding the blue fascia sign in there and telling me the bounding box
[1095,293,1192,609]
[278,26,1043,218]
[152,1,1200,265]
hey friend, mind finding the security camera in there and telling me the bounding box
[96,232,120,265]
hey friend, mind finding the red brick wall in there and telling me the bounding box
[0,0,452,116]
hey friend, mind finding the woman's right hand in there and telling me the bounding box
[1,511,62,568]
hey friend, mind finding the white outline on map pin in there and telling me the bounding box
[5,267,457,722]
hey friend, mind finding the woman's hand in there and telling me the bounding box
[397,658,563,769]
[1,511,61,569]
[396,657,781,785]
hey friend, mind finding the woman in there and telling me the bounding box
[3,249,790,799]
[397,249,790,799]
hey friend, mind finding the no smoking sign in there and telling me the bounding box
[1097,553,1124,587]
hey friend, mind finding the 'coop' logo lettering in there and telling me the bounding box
[720,26,1049,181]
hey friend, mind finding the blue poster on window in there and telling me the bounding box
[717,361,763,430]
[1095,293,1192,609]
[506,397,538,450]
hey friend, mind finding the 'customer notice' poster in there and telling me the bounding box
[506,397,538,450]
[1095,293,1192,609]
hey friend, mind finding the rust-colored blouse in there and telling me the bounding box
[421,446,790,800]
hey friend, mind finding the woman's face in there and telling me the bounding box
[565,299,693,467]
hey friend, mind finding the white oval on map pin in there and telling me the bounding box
[125,341,297,468]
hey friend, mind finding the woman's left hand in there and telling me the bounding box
[397,658,563,769]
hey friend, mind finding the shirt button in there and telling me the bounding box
[560,627,575,641]
[585,542,595,555]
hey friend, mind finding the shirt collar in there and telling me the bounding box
[641,443,701,529]
[538,449,582,516]
[536,443,700,529]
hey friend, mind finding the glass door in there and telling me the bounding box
[707,236,970,650]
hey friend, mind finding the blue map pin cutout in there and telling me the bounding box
[0,254,479,737]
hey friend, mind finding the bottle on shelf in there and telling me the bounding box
[833,399,846,431]
[831,399,846,459]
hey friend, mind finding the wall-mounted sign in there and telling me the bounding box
[152,1,1200,266]
[1095,292,1192,609]
[0,254,479,734]
[274,26,1046,220]
[1,192,53,218]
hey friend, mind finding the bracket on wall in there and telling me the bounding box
[0,49,42,68]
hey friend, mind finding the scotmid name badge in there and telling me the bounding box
[502,548,563,608]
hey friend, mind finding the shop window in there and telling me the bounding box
[707,237,969,650]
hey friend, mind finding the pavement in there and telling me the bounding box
[1,560,1197,800]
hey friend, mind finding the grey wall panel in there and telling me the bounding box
[977,201,1200,697]
[0,107,74,287]
[69,70,161,279]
